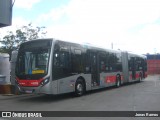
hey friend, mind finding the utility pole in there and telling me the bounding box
[111,42,113,49]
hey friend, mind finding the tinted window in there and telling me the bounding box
[99,52,107,72]
[54,51,69,68]
[108,53,117,72]
[16,40,52,79]
[52,44,71,80]
[115,53,122,71]
[71,49,83,73]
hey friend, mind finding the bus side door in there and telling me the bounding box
[130,57,136,80]
[88,51,100,86]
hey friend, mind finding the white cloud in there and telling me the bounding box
[64,0,160,28]
[14,0,41,9]
[36,5,67,24]
[12,17,29,26]
[13,0,160,54]
[45,0,160,53]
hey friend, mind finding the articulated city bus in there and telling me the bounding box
[15,39,147,96]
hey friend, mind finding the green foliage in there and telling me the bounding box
[0,23,47,58]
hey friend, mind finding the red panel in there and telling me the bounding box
[16,77,44,87]
[105,76,116,83]
[136,73,139,79]
[147,60,160,63]
[147,59,160,74]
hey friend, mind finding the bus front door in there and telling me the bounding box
[90,51,100,86]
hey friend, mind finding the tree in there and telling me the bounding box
[0,23,47,58]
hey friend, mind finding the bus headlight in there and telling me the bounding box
[40,78,49,86]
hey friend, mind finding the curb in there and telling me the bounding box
[0,93,35,100]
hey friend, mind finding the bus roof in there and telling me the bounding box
[20,38,146,58]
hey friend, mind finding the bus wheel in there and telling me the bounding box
[75,80,85,97]
[116,76,121,88]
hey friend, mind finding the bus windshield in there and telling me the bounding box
[16,40,52,79]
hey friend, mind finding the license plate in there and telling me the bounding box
[25,90,33,94]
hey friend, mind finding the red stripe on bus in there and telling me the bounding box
[136,73,139,79]
[16,78,44,87]
[105,76,116,83]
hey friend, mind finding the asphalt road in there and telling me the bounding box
[0,75,160,120]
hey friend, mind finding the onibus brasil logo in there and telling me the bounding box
[2,112,42,118]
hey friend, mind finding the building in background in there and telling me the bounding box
[146,54,160,75]
[0,53,10,84]
[0,0,12,28]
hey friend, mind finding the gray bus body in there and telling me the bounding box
[15,39,147,96]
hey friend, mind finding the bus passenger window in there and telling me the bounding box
[99,52,107,72]
[100,61,105,71]
[108,53,117,72]
[71,49,83,73]
[53,50,70,80]
[54,52,69,68]
[59,52,69,68]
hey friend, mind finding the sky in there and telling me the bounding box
[1,0,160,54]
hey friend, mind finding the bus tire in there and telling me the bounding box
[75,79,85,97]
[116,75,121,88]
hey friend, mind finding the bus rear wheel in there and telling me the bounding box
[75,79,85,97]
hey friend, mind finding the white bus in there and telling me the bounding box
[15,39,147,96]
